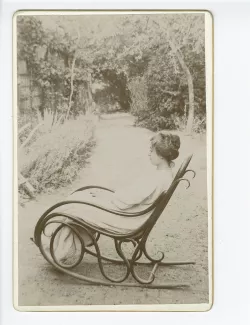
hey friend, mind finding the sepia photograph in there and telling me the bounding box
[13,10,213,311]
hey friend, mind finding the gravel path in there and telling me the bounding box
[18,114,209,307]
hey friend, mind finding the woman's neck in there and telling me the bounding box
[157,160,171,171]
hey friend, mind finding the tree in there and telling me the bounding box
[150,14,205,133]
[167,35,195,133]
[17,14,206,132]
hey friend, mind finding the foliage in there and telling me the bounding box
[93,69,131,111]
[37,108,64,133]
[17,14,206,132]
[17,16,46,66]
[19,115,96,194]
[124,15,206,132]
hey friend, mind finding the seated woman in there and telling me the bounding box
[51,131,181,264]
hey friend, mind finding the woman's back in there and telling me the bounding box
[112,168,173,212]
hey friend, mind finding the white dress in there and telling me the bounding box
[50,168,173,263]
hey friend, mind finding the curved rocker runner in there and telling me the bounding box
[31,154,196,289]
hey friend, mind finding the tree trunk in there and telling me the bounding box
[65,29,80,120]
[87,71,93,103]
[167,37,195,134]
[86,71,94,114]
[185,70,195,134]
[65,54,77,120]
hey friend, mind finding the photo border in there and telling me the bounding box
[12,9,213,312]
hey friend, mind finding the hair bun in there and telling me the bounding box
[166,147,179,161]
[154,132,180,161]
[170,134,181,150]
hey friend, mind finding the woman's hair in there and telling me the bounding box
[150,131,181,164]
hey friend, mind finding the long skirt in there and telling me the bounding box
[45,189,151,265]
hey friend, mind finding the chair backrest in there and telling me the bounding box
[141,154,193,234]
[173,154,193,181]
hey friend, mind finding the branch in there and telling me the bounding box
[18,123,43,151]
[65,54,77,120]
[18,123,31,135]
[167,35,190,75]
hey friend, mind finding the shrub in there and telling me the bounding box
[18,112,40,146]
[128,73,187,132]
[136,114,178,132]
[19,114,96,195]
[192,115,206,134]
[127,44,206,134]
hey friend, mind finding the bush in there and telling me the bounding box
[192,115,206,134]
[19,115,96,194]
[136,115,178,132]
[127,43,206,134]
[128,72,187,132]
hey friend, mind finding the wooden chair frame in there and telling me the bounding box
[31,154,196,289]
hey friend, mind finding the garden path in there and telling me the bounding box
[18,113,209,307]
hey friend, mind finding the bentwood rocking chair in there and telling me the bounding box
[31,154,196,289]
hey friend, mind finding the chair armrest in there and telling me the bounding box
[46,200,155,218]
[71,185,115,195]
[32,192,165,246]
[33,199,145,246]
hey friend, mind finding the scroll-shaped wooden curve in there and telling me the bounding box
[32,154,196,289]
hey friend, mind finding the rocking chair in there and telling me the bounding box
[31,154,196,289]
